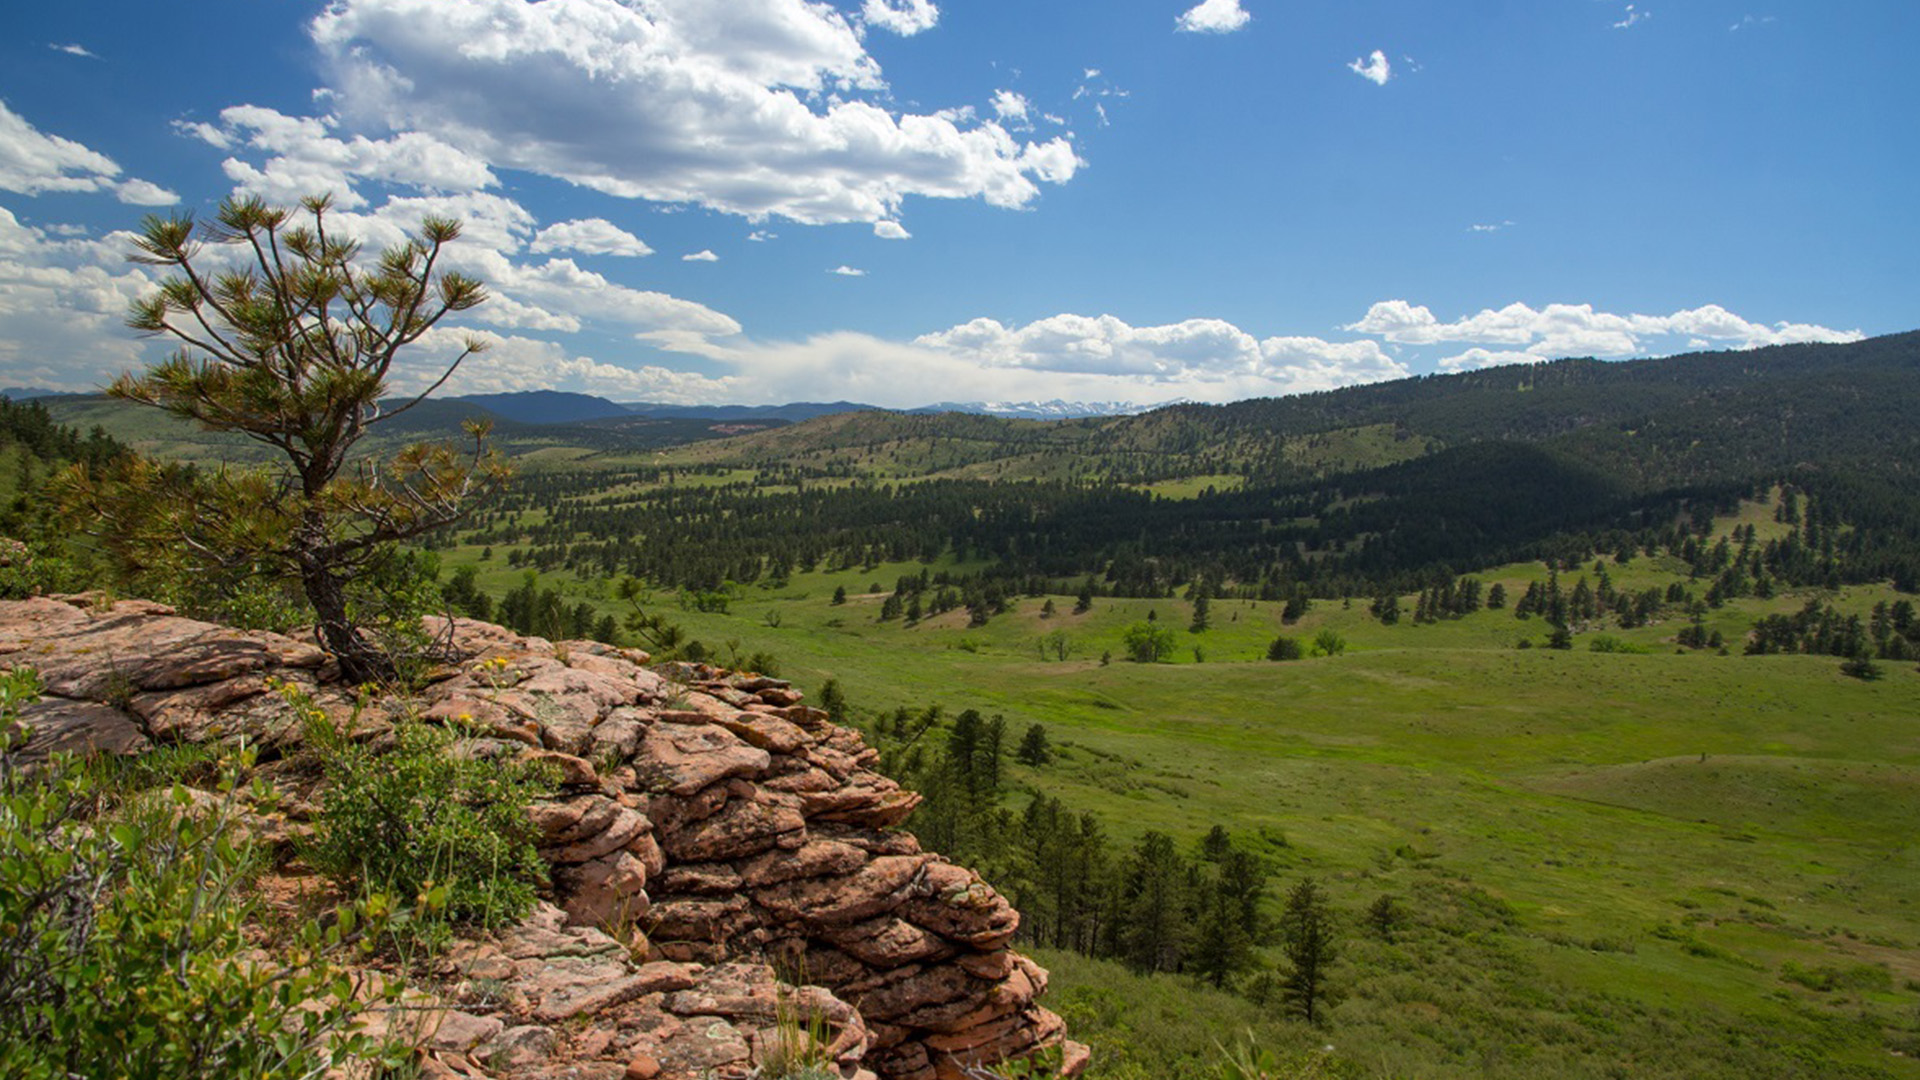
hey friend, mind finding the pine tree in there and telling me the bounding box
[61,195,497,682]
[1279,876,1337,1023]
[1074,577,1095,614]
[1123,831,1190,973]
[1015,723,1052,766]
[1190,593,1211,633]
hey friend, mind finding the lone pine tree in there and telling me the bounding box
[61,195,501,682]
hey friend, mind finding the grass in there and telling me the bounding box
[426,488,1920,1078]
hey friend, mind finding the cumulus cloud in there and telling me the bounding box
[1436,348,1546,372]
[682,249,720,262]
[828,265,867,276]
[308,0,1081,226]
[530,218,653,257]
[184,104,495,209]
[914,313,1407,392]
[1176,0,1251,34]
[0,205,158,389]
[1347,299,1862,358]
[862,0,939,36]
[0,101,177,204]
[392,327,747,401]
[1468,220,1515,233]
[1613,4,1650,29]
[873,220,911,240]
[1348,50,1391,86]
[991,90,1031,126]
[50,43,99,59]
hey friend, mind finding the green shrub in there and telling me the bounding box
[1266,636,1303,661]
[1123,621,1177,663]
[302,706,555,947]
[0,537,84,600]
[1311,629,1347,657]
[0,668,401,1079]
[1587,635,1647,654]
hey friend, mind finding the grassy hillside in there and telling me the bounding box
[649,332,1920,488]
[41,394,775,470]
[431,489,1920,1079]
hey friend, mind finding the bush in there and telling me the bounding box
[1587,635,1647,654]
[1312,629,1347,657]
[1266,636,1303,661]
[0,669,401,1079]
[0,537,83,601]
[301,701,555,947]
[1840,654,1883,681]
[1122,621,1177,663]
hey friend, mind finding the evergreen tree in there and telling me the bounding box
[1122,831,1189,973]
[1015,723,1053,766]
[1367,894,1401,942]
[1190,593,1211,633]
[1279,876,1338,1023]
[62,195,497,681]
[817,678,848,720]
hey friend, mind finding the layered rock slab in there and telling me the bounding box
[0,596,1085,1080]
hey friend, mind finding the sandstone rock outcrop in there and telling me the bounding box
[0,594,1085,1080]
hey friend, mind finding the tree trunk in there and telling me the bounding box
[300,555,389,685]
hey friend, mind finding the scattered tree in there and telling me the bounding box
[1016,723,1053,766]
[1279,876,1338,1023]
[1122,621,1177,663]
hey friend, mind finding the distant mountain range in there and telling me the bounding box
[905,400,1164,420]
[453,392,1154,426]
[1,388,79,402]
[8,385,1154,425]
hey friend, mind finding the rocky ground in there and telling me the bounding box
[1,593,1087,1080]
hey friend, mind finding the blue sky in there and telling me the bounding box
[0,0,1911,407]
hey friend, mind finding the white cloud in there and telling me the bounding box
[496,257,741,341]
[530,218,653,257]
[1437,348,1545,372]
[747,229,777,242]
[0,101,177,204]
[50,43,99,59]
[829,265,867,276]
[392,327,746,401]
[1176,0,1251,34]
[308,0,1081,226]
[682,249,720,262]
[915,313,1406,392]
[190,104,496,209]
[0,205,157,390]
[991,89,1031,127]
[873,220,911,240]
[1347,299,1863,357]
[1468,220,1515,233]
[1730,14,1775,31]
[1613,4,1650,29]
[862,0,939,36]
[114,179,180,207]
[1348,49,1392,86]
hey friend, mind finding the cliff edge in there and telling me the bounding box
[0,593,1087,1080]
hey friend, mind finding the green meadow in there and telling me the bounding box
[437,493,1920,1078]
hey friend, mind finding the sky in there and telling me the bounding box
[0,0,1913,409]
